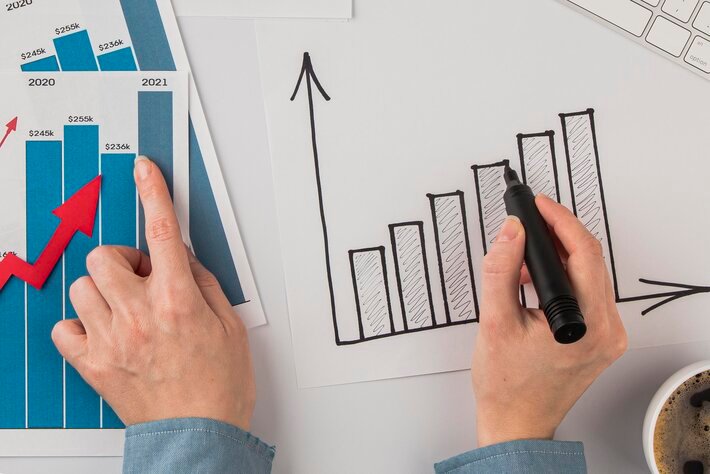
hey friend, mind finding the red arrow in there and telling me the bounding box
[0,117,18,150]
[0,175,101,290]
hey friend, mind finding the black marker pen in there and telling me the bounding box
[503,164,587,344]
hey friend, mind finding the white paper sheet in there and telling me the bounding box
[257,0,710,388]
[0,0,267,329]
[171,0,352,19]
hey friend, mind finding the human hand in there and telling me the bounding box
[472,194,627,447]
[51,156,255,430]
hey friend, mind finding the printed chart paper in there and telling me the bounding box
[0,0,266,329]
[256,0,710,388]
[171,0,352,19]
[0,72,188,454]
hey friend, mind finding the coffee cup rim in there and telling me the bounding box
[643,360,710,473]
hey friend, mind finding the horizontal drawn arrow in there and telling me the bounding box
[0,175,101,290]
[0,117,18,150]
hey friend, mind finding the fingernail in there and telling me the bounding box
[134,156,152,181]
[497,216,521,242]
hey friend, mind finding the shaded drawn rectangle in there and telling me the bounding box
[389,222,435,331]
[428,192,479,324]
[560,109,619,298]
[472,161,508,254]
[349,247,395,339]
[518,131,561,202]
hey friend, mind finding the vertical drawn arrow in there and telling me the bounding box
[290,52,342,344]
[0,175,101,290]
[0,117,18,150]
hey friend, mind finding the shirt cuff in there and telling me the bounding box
[124,417,275,474]
[435,439,586,474]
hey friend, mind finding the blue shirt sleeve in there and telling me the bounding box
[435,440,586,473]
[122,418,275,474]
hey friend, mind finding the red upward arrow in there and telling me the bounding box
[0,117,18,150]
[0,175,101,290]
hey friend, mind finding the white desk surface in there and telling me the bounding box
[0,16,708,474]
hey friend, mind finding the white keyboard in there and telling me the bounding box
[562,0,710,78]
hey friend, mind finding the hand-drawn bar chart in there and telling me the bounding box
[293,49,710,347]
[0,73,187,429]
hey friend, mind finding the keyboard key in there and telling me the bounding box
[646,16,691,56]
[662,0,700,23]
[568,0,653,36]
[685,36,710,72]
[641,0,661,6]
[693,2,710,35]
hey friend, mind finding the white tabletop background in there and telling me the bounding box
[0,14,707,474]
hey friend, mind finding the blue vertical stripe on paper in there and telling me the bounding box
[26,141,63,428]
[97,47,137,71]
[53,30,99,72]
[120,0,247,306]
[99,153,135,429]
[119,0,176,71]
[21,56,60,72]
[63,125,101,429]
[138,91,173,253]
[189,122,245,305]
[0,277,26,428]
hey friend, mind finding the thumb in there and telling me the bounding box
[51,319,88,369]
[481,216,525,326]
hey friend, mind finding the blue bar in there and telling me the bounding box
[26,141,63,428]
[64,125,100,428]
[189,122,245,305]
[138,91,173,252]
[53,30,98,71]
[119,0,176,71]
[0,278,25,428]
[99,152,134,429]
[21,56,60,72]
[97,47,137,71]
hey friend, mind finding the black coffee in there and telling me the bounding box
[654,369,710,473]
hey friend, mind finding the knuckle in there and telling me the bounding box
[193,267,220,289]
[86,246,114,271]
[147,216,177,243]
[610,332,628,360]
[140,182,162,200]
[69,276,93,300]
[581,235,604,257]
[125,317,151,344]
[482,253,515,276]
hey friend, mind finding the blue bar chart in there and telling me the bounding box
[0,72,188,429]
[1,0,266,331]
[19,29,137,73]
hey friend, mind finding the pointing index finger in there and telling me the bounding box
[134,156,190,279]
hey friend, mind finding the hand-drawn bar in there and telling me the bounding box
[472,160,509,254]
[389,222,436,331]
[517,131,561,202]
[560,109,619,299]
[348,247,395,340]
[427,191,479,323]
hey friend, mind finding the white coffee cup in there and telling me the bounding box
[643,360,710,473]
